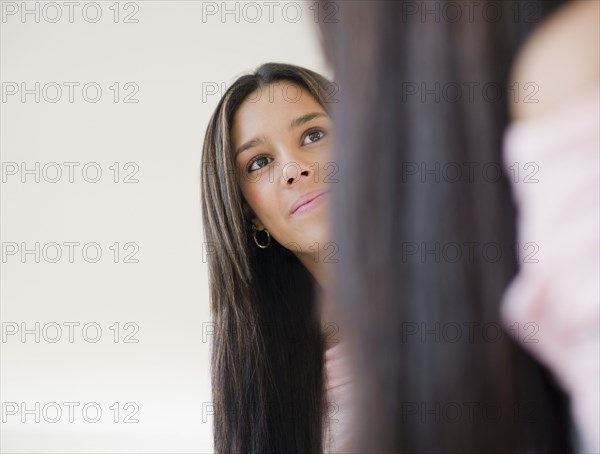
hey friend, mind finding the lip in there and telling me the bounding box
[290,190,329,215]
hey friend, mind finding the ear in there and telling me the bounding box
[242,200,265,230]
[252,218,266,231]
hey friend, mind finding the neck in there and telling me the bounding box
[297,256,341,350]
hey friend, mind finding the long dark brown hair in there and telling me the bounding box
[318,0,574,452]
[200,63,335,453]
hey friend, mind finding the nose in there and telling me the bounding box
[281,161,311,186]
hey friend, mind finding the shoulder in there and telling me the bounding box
[509,0,600,122]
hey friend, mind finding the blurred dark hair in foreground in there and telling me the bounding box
[317,0,575,452]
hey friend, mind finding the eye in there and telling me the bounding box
[247,155,272,173]
[302,128,327,146]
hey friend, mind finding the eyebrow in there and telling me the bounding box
[235,112,327,157]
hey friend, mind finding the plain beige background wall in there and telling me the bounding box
[0,1,333,451]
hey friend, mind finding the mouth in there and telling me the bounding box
[290,190,329,216]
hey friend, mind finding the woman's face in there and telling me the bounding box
[232,81,333,258]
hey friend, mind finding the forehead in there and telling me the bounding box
[231,82,325,147]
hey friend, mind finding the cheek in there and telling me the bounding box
[313,143,333,167]
[241,179,279,223]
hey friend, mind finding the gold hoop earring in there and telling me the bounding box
[252,226,271,249]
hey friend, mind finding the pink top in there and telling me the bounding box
[323,342,356,453]
[500,85,600,453]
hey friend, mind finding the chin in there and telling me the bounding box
[299,222,332,251]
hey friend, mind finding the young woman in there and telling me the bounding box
[317,0,596,452]
[200,63,343,453]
